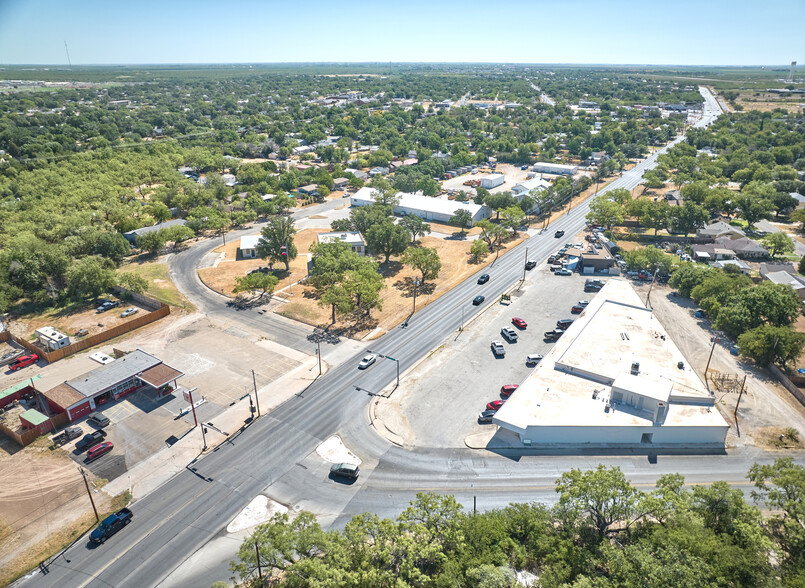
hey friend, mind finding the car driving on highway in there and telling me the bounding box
[358,354,377,369]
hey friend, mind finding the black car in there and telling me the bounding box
[330,463,359,480]
[472,295,485,306]
[477,273,490,284]
[554,230,565,238]
[75,430,107,452]
[525,260,536,270]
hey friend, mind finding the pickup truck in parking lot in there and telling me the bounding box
[544,329,563,341]
[75,430,107,452]
[501,327,518,342]
[90,508,132,543]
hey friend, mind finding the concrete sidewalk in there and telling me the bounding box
[104,355,325,501]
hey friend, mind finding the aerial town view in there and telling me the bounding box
[0,1,804,586]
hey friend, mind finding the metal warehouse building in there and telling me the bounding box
[43,349,184,422]
[351,187,490,224]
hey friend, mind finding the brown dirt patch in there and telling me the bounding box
[0,441,114,585]
[277,233,526,338]
[751,426,803,450]
[427,221,482,236]
[198,228,327,296]
[615,241,642,252]
[735,92,804,113]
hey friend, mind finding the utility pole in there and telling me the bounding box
[644,268,659,308]
[460,306,465,332]
[251,369,261,417]
[412,278,420,314]
[704,336,720,390]
[254,543,263,582]
[316,340,322,376]
[187,388,199,427]
[733,374,747,422]
[78,468,100,523]
[521,246,529,282]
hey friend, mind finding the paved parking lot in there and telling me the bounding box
[393,267,598,447]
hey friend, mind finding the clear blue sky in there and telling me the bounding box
[0,0,802,66]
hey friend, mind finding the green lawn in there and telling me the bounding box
[122,262,194,311]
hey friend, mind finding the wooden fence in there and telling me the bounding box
[768,363,805,409]
[0,409,68,446]
[0,291,170,364]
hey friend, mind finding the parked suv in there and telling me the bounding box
[87,412,111,428]
[96,301,120,314]
[501,327,518,342]
[556,319,574,330]
[491,340,506,356]
[330,463,359,480]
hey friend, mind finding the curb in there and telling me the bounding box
[368,397,405,448]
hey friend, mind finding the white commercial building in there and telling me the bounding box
[480,173,505,189]
[35,327,71,350]
[351,187,490,224]
[238,235,261,259]
[317,231,366,256]
[511,177,551,200]
[493,279,729,450]
[531,162,578,176]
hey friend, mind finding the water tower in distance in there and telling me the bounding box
[788,61,797,83]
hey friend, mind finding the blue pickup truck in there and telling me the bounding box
[90,508,132,543]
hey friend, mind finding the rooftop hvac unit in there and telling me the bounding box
[631,362,640,375]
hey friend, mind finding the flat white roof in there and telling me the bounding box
[494,279,727,433]
[352,186,486,217]
[317,231,365,245]
[239,235,261,250]
[532,162,578,170]
[513,178,550,192]
[482,173,504,180]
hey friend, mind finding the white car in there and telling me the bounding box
[121,307,139,318]
[358,354,377,369]
[526,354,543,365]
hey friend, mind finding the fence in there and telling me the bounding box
[768,363,805,408]
[0,407,68,446]
[0,291,170,364]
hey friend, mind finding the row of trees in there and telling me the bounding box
[227,458,805,587]
[670,263,805,366]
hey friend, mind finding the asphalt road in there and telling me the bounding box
[21,88,791,588]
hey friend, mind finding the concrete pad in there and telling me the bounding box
[465,429,498,449]
[254,338,310,362]
[226,495,288,533]
[316,436,361,465]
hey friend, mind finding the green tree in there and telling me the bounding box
[670,262,712,297]
[643,200,671,235]
[733,181,776,230]
[66,255,117,300]
[748,458,805,582]
[344,263,385,317]
[164,224,195,247]
[790,208,805,230]
[737,325,805,367]
[474,219,507,251]
[257,216,297,271]
[555,465,648,541]
[399,215,431,244]
[136,230,167,254]
[270,193,295,215]
[716,281,802,337]
[232,272,279,300]
[366,221,409,264]
[449,209,473,236]
[607,187,632,207]
[149,201,172,223]
[669,201,708,237]
[627,198,651,225]
[690,270,752,319]
[623,246,675,273]
[484,192,517,221]
[401,246,442,283]
[501,206,526,236]
[116,272,148,294]
[586,195,624,230]
[799,255,805,275]
[762,232,796,258]
[470,239,489,263]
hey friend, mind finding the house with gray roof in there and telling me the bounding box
[696,221,745,242]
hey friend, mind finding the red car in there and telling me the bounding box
[571,305,584,314]
[500,385,519,398]
[86,442,114,462]
[511,317,527,329]
[8,354,38,371]
[486,400,505,411]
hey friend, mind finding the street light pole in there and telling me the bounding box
[522,246,529,282]
[316,340,322,376]
[251,369,261,417]
[412,278,420,314]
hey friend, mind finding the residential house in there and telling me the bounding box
[123,219,188,245]
[332,178,349,191]
[238,235,262,259]
[764,270,805,300]
[714,236,768,259]
[712,259,751,274]
[344,168,369,181]
[665,190,684,206]
[351,187,490,224]
[695,221,745,242]
[368,166,389,177]
[297,184,319,196]
[317,231,366,256]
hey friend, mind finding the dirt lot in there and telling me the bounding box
[7,297,153,345]
[734,92,804,113]
[277,233,527,338]
[198,228,325,297]
[0,437,115,586]
[636,282,805,447]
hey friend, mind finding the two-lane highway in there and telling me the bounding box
[19,88,755,588]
